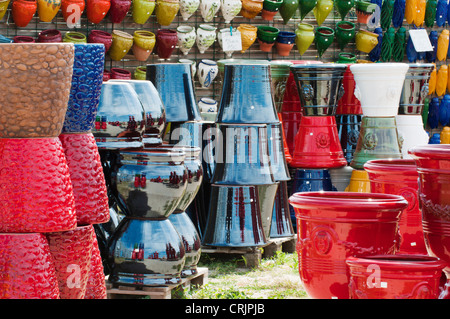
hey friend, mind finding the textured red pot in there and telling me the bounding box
[289,191,408,299]
[13,35,35,42]
[290,115,347,169]
[346,254,446,299]
[110,67,131,79]
[37,29,62,42]
[46,224,95,299]
[156,29,177,59]
[59,133,109,225]
[88,29,112,52]
[0,233,60,299]
[84,230,107,299]
[109,0,130,23]
[12,0,37,27]
[364,159,428,255]
[409,144,450,299]
[103,69,111,81]
[86,0,110,24]
[336,64,362,115]
[0,138,76,233]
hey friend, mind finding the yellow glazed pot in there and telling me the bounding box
[156,0,179,25]
[428,63,436,95]
[441,126,450,144]
[240,0,263,19]
[132,0,156,24]
[237,24,257,53]
[437,29,449,61]
[295,22,314,56]
[404,0,416,24]
[109,30,134,61]
[133,30,156,61]
[344,169,371,193]
[37,0,61,21]
[355,29,378,53]
[436,64,448,97]
[0,0,10,20]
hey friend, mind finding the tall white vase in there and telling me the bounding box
[396,114,430,159]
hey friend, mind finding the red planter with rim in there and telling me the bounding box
[336,64,362,115]
[37,29,62,42]
[13,35,35,42]
[156,29,178,59]
[409,144,450,299]
[88,29,112,52]
[364,159,428,255]
[289,191,408,299]
[0,233,60,299]
[86,0,111,24]
[110,67,131,79]
[46,224,95,299]
[0,138,76,233]
[59,133,110,226]
[290,115,347,169]
[346,254,446,299]
[12,0,37,27]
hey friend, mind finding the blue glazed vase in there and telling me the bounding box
[392,0,405,27]
[439,95,450,126]
[436,0,448,26]
[62,43,105,133]
[369,27,383,62]
[270,181,294,238]
[429,132,441,144]
[427,31,438,62]
[428,97,440,129]
[406,35,418,62]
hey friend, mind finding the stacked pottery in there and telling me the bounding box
[396,64,434,158]
[350,63,409,170]
[0,43,81,299]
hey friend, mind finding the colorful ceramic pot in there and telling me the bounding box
[335,20,355,51]
[346,254,446,299]
[37,0,61,21]
[279,0,298,24]
[86,0,111,23]
[133,30,155,61]
[156,0,179,25]
[355,29,379,53]
[298,0,316,19]
[437,29,449,61]
[220,0,241,22]
[198,97,218,112]
[61,0,85,24]
[110,67,132,79]
[295,23,314,56]
[289,191,408,299]
[197,59,218,88]
[217,27,240,57]
[355,0,377,24]
[336,65,362,115]
[134,65,146,80]
[12,0,37,27]
[335,0,354,20]
[344,169,370,192]
[109,0,131,22]
[13,35,35,42]
[109,30,133,61]
[425,0,437,27]
[196,24,216,54]
[313,0,333,25]
[275,31,295,56]
[257,25,279,52]
[132,0,155,23]
[397,114,430,158]
[240,0,263,18]
[84,233,107,299]
[336,114,362,164]
[315,26,335,57]
[200,0,220,21]
[177,25,196,55]
[261,0,282,20]
[441,126,450,144]
[63,31,87,43]
[392,0,405,27]
[0,0,10,20]
[364,159,428,255]
[88,29,113,52]
[179,0,199,20]
[156,28,177,59]
[37,28,62,42]
[414,0,426,26]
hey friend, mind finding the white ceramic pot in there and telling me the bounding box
[200,0,221,22]
[220,0,241,23]
[395,114,429,159]
[350,63,409,117]
[197,59,218,88]
[179,0,200,20]
[198,97,218,112]
[217,27,240,57]
[196,24,217,53]
[179,58,196,77]
[177,25,196,55]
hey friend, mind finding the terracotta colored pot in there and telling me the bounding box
[46,225,95,299]
[0,138,77,233]
[12,0,37,27]
[0,233,60,299]
[88,29,112,52]
[346,254,446,299]
[133,30,156,61]
[275,31,295,56]
[109,0,131,22]
[37,28,62,42]
[155,28,177,59]
[364,159,429,255]
[289,191,408,299]
[61,0,85,23]
[86,0,111,23]
[37,0,61,21]
[109,30,133,61]
[409,144,450,299]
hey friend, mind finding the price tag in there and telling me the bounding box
[221,29,242,52]
[409,29,434,52]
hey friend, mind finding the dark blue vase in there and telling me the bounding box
[406,35,418,62]
[437,0,448,26]
[429,133,441,144]
[392,0,405,27]
[440,95,450,126]
[276,31,296,44]
[369,28,383,62]
[146,63,201,123]
[62,43,105,133]
[428,97,440,129]
[217,64,279,124]
[427,31,439,62]
[270,181,294,238]
[336,114,362,164]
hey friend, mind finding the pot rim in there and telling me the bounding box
[346,254,447,271]
[409,144,450,160]
[112,30,133,38]
[364,159,418,175]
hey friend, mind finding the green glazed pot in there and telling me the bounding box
[335,20,355,51]
[132,0,156,24]
[279,0,298,24]
[263,0,283,11]
[134,65,147,80]
[315,26,334,57]
[298,0,317,19]
[392,27,406,62]
[380,27,395,62]
[63,31,87,43]
[380,0,394,30]
[313,0,333,26]
[425,0,437,28]
[109,30,134,61]
[295,22,315,55]
[335,0,354,20]
[257,25,280,43]
[336,52,357,63]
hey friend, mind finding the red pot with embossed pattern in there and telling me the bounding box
[409,144,450,299]
[346,254,446,299]
[84,230,107,299]
[86,0,110,24]
[364,159,428,255]
[289,191,408,299]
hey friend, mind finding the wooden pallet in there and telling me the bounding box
[105,267,208,299]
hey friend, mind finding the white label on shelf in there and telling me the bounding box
[221,30,242,52]
[409,29,434,52]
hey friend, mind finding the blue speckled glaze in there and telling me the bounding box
[62,43,105,133]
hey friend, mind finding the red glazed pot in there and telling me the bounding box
[110,67,132,79]
[364,159,428,255]
[13,35,35,42]
[84,230,107,299]
[37,29,62,42]
[346,254,446,299]
[12,0,37,27]
[336,64,362,115]
[61,0,85,23]
[103,69,111,81]
[156,29,177,59]
[0,138,77,233]
[278,113,291,164]
[59,133,109,225]
[46,224,95,299]
[409,144,450,299]
[290,115,347,169]
[88,29,112,52]
[0,233,60,299]
[86,0,111,24]
[289,191,408,299]
[109,0,130,23]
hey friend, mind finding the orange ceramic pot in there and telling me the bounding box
[86,0,111,23]
[240,0,263,18]
[12,0,37,27]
